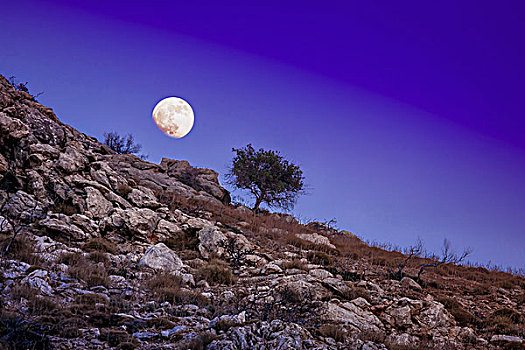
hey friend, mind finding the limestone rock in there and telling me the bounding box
[127,186,161,208]
[56,144,88,173]
[85,187,113,219]
[198,226,227,259]
[22,269,54,296]
[491,335,523,344]
[139,243,185,271]
[319,300,383,331]
[296,232,336,249]
[401,277,422,291]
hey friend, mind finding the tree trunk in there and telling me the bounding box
[252,196,263,213]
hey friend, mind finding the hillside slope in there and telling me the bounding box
[0,74,524,350]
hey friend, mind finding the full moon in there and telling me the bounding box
[152,97,194,138]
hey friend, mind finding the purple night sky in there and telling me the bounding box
[1,0,524,269]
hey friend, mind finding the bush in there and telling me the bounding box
[62,252,111,287]
[318,324,346,343]
[307,250,334,266]
[0,234,41,265]
[436,296,477,327]
[82,238,117,254]
[194,259,236,286]
[103,131,146,159]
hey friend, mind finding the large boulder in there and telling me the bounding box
[100,207,158,238]
[139,243,185,271]
[319,300,384,331]
[160,158,231,204]
[296,233,336,250]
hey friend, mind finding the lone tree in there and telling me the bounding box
[227,144,305,212]
[103,131,147,159]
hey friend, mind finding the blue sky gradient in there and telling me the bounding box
[1,1,524,269]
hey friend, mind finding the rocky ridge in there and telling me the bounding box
[0,74,524,350]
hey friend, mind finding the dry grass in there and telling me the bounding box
[318,324,346,342]
[60,252,111,287]
[145,272,209,306]
[306,250,334,266]
[75,293,108,306]
[82,237,117,254]
[281,259,309,271]
[162,228,199,251]
[435,296,477,327]
[194,259,236,286]
[0,234,42,265]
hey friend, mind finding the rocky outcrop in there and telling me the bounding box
[0,73,522,350]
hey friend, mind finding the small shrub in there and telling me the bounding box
[145,272,182,303]
[162,228,199,251]
[65,252,111,287]
[88,251,110,264]
[490,308,523,323]
[194,259,236,286]
[280,284,304,303]
[307,250,334,266]
[115,183,133,198]
[75,293,109,306]
[0,316,51,350]
[517,293,525,306]
[82,238,117,254]
[99,329,130,347]
[359,329,386,343]
[211,318,238,332]
[184,331,217,350]
[436,296,477,327]
[116,343,137,350]
[318,324,346,342]
[340,286,371,303]
[50,201,79,215]
[482,308,524,336]
[146,272,209,306]
[103,131,146,159]
[0,234,41,265]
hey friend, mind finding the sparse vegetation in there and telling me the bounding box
[194,259,236,286]
[436,296,477,327]
[318,324,346,342]
[103,131,147,159]
[82,237,117,254]
[8,75,44,100]
[62,252,111,287]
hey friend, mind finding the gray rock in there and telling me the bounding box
[39,216,89,241]
[296,233,336,249]
[401,277,422,291]
[491,335,523,343]
[139,243,185,271]
[198,226,227,259]
[133,332,158,339]
[319,300,383,331]
[127,186,161,208]
[56,144,88,173]
[85,187,113,219]
[22,269,54,296]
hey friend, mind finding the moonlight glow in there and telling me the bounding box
[152,97,194,138]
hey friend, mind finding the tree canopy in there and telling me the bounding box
[228,144,304,212]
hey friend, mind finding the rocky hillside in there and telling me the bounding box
[0,73,524,350]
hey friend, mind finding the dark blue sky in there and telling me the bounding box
[2,0,524,269]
